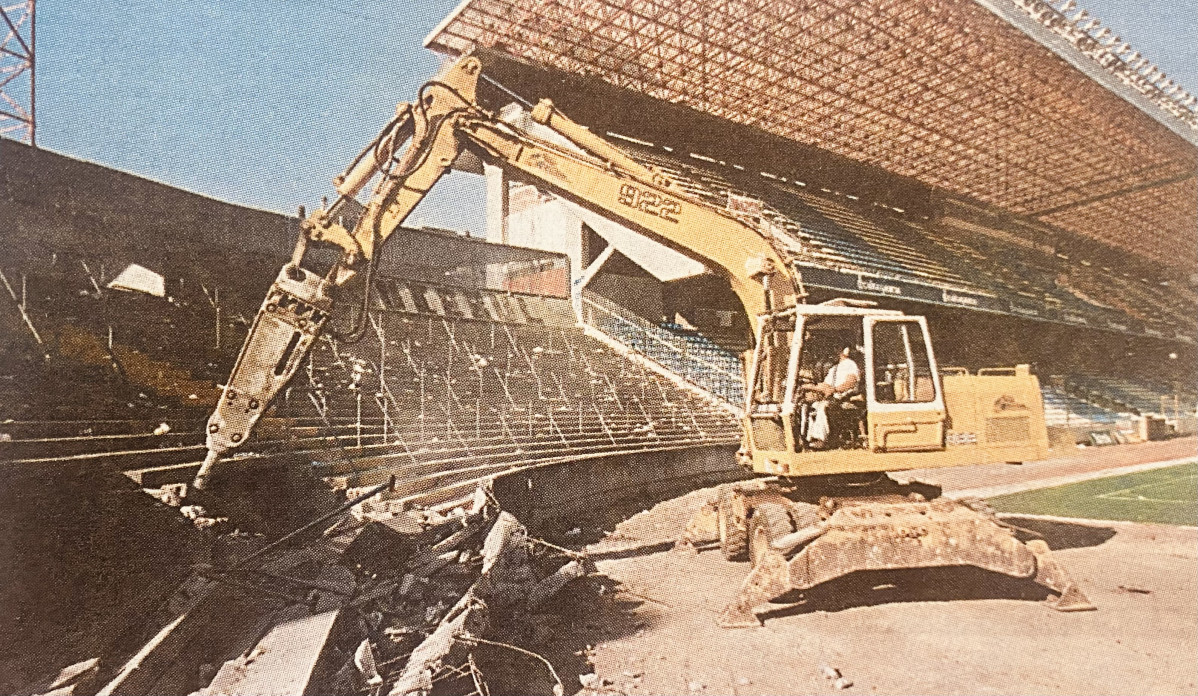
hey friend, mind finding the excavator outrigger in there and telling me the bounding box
[197,54,1093,626]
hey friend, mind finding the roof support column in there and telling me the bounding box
[573,242,616,316]
[485,162,508,245]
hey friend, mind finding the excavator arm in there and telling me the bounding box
[195,54,795,487]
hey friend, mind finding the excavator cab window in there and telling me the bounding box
[870,320,936,403]
[792,316,866,451]
[795,318,862,386]
[749,316,795,408]
[863,317,946,452]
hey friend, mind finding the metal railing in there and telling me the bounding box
[581,293,744,406]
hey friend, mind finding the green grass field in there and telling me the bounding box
[989,462,1198,527]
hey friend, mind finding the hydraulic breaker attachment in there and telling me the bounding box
[195,264,333,488]
[714,494,1094,628]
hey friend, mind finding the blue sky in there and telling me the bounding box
[30,0,1198,234]
[35,0,486,231]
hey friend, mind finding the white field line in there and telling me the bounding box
[1096,473,1198,503]
[996,511,1198,532]
[948,456,1197,501]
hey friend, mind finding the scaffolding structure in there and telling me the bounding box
[0,0,34,144]
[425,0,1197,267]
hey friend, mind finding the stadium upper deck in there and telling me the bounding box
[425,0,1197,270]
[611,129,1197,342]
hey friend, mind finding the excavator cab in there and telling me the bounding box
[862,315,946,452]
[744,303,947,471]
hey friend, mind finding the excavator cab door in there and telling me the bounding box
[864,316,946,452]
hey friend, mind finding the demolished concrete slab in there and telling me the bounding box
[90,489,590,696]
[202,607,343,696]
[107,263,166,298]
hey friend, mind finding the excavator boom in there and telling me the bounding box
[195,54,794,487]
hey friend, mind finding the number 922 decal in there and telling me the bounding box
[617,184,681,223]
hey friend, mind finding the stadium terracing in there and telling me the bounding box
[424,0,1198,344]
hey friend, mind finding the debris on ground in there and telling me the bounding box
[819,663,853,689]
[78,484,591,696]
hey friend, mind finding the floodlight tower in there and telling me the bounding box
[0,0,34,145]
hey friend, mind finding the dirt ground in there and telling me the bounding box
[4,439,1194,695]
[512,439,1198,696]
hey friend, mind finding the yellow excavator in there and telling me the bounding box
[197,54,1093,626]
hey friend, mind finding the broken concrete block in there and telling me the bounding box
[527,559,589,609]
[398,573,418,597]
[108,264,165,297]
[33,657,100,695]
[180,505,205,520]
[203,607,342,696]
[353,638,383,687]
[388,592,485,696]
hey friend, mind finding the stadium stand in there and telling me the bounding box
[600,136,1195,342]
[1065,374,1197,420]
[581,290,745,407]
[0,252,741,508]
[784,190,970,290]
[273,281,740,498]
[624,145,972,291]
[1033,372,1197,440]
[1040,386,1126,428]
[0,138,742,507]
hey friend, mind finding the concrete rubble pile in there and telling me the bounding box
[62,485,591,696]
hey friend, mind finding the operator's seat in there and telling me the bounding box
[829,392,867,448]
[893,367,937,402]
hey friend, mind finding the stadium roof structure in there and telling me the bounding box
[425,0,1198,270]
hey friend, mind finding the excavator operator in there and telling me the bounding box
[800,345,863,449]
